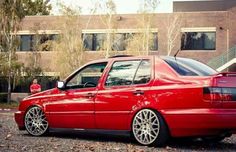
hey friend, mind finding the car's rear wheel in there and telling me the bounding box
[132,109,169,146]
[24,106,49,136]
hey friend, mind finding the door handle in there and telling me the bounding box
[84,93,95,98]
[133,90,144,95]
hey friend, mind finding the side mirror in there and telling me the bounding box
[57,81,65,89]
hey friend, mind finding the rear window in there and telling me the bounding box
[163,57,217,76]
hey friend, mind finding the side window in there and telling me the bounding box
[105,60,140,86]
[66,62,107,89]
[133,60,151,84]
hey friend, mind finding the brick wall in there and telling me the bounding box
[16,7,236,72]
[228,7,236,49]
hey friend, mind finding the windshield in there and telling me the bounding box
[162,56,217,76]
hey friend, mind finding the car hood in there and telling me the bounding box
[23,88,60,101]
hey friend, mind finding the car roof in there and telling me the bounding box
[86,55,159,64]
[86,55,200,65]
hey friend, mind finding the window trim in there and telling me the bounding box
[181,27,216,32]
[82,28,158,34]
[17,30,61,35]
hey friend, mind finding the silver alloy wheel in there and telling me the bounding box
[132,109,160,145]
[24,106,48,136]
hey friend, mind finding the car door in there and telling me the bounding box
[46,62,107,129]
[95,57,154,130]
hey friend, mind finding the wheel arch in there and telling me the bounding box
[24,103,45,114]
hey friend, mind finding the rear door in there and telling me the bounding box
[95,57,154,130]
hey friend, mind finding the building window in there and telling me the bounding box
[83,32,158,51]
[20,35,34,51]
[38,34,58,51]
[19,34,58,51]
[112,33,126,51]
[181,32,216,50]
[111,33,136,51]
[83,33,106,51]
[40,34,57,44]
[150,32,158,51]
[83,34,93,50]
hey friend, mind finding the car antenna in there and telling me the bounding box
[174,49,180,59]
[173,49,180,70]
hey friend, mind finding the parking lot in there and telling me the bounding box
[1,111,236,152]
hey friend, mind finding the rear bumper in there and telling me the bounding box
[14,111,25,130]
[161,108,236,137]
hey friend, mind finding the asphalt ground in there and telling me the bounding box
[1,111,236,152]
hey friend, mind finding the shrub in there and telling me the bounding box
[0,93,8,103]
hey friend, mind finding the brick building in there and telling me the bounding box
[16,5,236,76]
[2,0,236,99]
[0,0,236,100]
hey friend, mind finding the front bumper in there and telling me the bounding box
[14,111,25,130]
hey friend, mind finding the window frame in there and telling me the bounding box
[82,29,158,52]
[149,32,158,51]
[19,35,34,51]
[17,30,60,52]
[82,33,107,51]
[133,60,152,84]
[180,27,216,51]
[103,58,152,88]
[181,32,216,51]
[64,62,108,90]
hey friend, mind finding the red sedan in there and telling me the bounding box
[15,56,236,146]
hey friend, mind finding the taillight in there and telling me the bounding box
[203,87,235,101]
[222,88,235,101]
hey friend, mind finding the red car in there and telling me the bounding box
[15,56,236,146]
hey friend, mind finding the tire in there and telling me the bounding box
[24,106,49,136]
[132,109,169,147]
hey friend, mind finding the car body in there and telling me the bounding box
[15,55,236,146]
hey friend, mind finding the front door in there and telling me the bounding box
[47,62,107,129]
[95,58,153,130]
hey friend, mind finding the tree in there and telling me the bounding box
[22,26,46,79]
[126,0,159,56]
[165,13,182,56]
[22,0,52,15]
[98,0,117,58]
[51,4,84,79]
[0,0,25,103]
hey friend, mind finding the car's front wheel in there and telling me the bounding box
[132,109,169,146]
[24,106,49,136]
